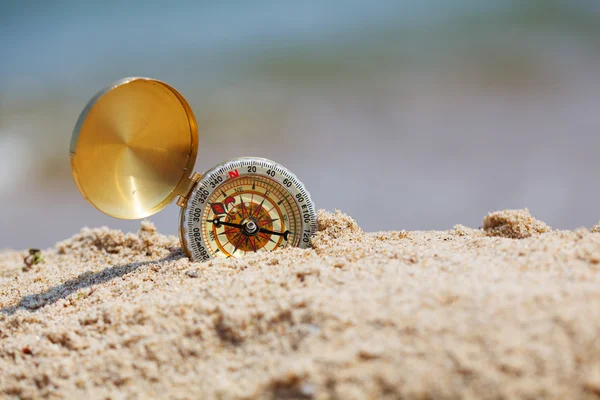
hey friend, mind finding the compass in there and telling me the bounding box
[70,77,316,261]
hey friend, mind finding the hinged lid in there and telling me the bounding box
[70,77,198,219]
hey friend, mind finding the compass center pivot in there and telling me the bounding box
[243,220,258,235]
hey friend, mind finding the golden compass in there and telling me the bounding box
[70,77,317,261]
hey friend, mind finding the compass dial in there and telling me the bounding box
[180,158,316,261]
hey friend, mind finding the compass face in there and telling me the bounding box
[180,158,316,261]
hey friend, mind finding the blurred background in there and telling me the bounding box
[1,0,600,249]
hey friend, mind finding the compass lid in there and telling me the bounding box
[70,77,198,219]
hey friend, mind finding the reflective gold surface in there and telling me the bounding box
[70,77,198,219]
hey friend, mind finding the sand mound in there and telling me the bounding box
[311,209,363,252]
[56,221,178,258]
[1,210,600,399]
[483,208,552,239]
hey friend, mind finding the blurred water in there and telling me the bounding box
[1,1,600,249]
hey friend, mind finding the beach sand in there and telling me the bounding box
[1,209,600,399]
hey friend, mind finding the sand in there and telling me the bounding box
[1,209,600,399]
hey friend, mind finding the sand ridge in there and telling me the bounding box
[1,210,600,399]
[483,209,552,239]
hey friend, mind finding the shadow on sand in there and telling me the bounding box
[1,251,184,315]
